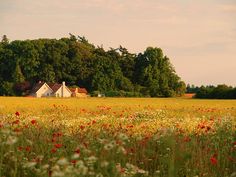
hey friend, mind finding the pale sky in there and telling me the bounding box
[1,0,236,86]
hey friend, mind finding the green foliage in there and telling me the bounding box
[134,47,183,97]
[0,35,185,97]
[13,62,25,83]
[195,85,236,99]
[0,81,15,96]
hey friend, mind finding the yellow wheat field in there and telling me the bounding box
[0,97,235,136]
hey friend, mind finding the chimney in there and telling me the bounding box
[62,81,65,97]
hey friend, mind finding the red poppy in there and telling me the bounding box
[53,132,63,137]
[49,170,52,177]
[127,125,134,128]
[80,125,85,130]
[31,119,37,125]
[206,126,211,131]
[12,120,20,125]
[15,111,20,116]
[57,132,63,137]
[14,128,21,132]
[75,148,80,154]
[51,148,57,153]
[17,146,24,151]
[83,142,88,149]
[120,167,125,173]
[71,160,77,165]
[51,137,57,142]
[210,156,217,165]
[183,136,191,142]
[233,141,236,145]
[25,146,31,152]
[54,144,63,148]
[228,156,235,162]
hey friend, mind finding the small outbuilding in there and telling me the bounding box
[70,87,88,98]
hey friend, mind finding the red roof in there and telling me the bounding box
[30,82,46,94]
[70,88,77,92]
[78,88,88,94]
[69,87,88,94]
[48,83,62,93]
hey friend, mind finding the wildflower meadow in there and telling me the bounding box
[0,97,235,177]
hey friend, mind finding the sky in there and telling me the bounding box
[0,0,236,86]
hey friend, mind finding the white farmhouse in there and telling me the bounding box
[30,82,53,97]
[48,82,72,97]
[30,81,71,98]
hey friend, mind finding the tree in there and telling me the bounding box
[133,47,185,97]
[1,35,9,44]
[13,62,25,83]
[0,35,185,97]
[0,81,15,96]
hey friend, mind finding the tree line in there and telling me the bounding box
[187,84,236,99]
[0,34,186,97]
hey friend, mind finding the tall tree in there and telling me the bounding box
[0,35,186,97]
[1,35,9,44]
[13,61,25,83]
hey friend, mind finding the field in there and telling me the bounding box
[0,97,235,177]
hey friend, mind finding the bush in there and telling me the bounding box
[0,81,15,96]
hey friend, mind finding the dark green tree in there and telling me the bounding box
[0,34,186,97]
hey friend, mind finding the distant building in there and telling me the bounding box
[98,93,105,97]
[30,82,53,97]
[30,81,72,98]
[70,87,88,97]
[48,82,72,97]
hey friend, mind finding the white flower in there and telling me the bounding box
[1,129,10,135]
[26,139,33,145]
[230,172,236,177]
[117,146,127,154]
[51,165,60,171]
[52,171,65,177]
[85,156,97,166]
[23,162,37,168]
[71,153,80,159]
[118,133,129,141]
[104,141,116,150]
[96,173,104,177]
[100,161,109,167]
[155,170,160,174]
[42,164,50,170]
[57,158,69,166]
[6,136,18,145]
[77,162,88,175]
[137,169,147,174]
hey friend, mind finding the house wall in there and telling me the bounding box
[63,86,71,97]
[71,92,87,98]
[36,84,53,97]
[77,93,87,97]
[54,87,71,97]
